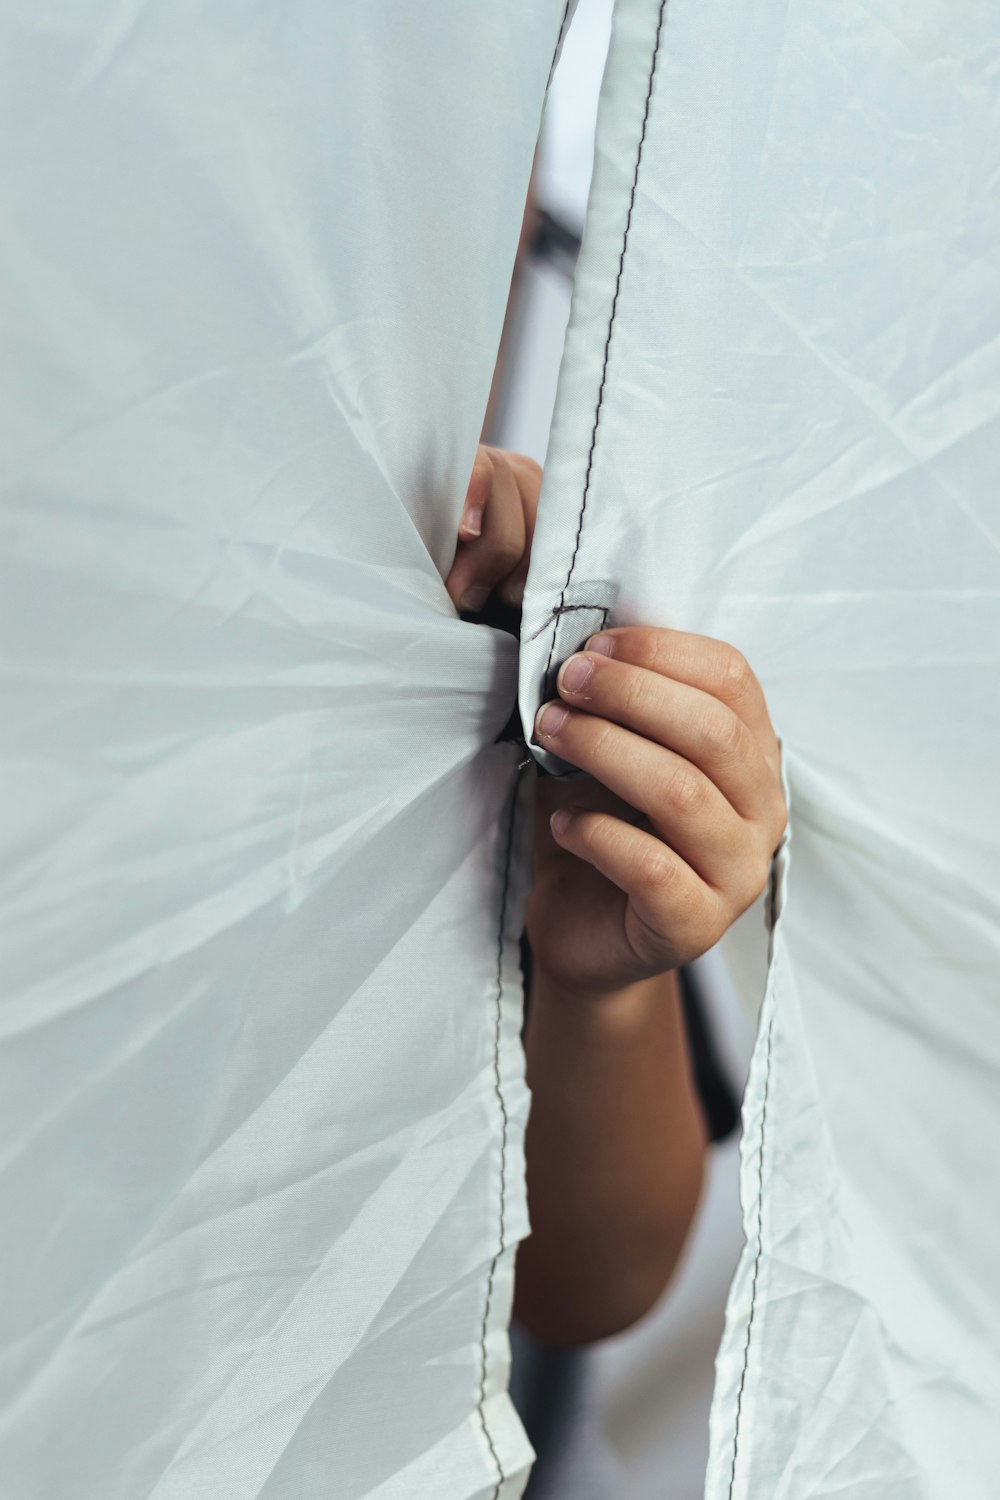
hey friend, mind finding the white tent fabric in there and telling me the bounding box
[5,2,1000,1496]
[521,1,1000,1496]
[0,6,573,1496]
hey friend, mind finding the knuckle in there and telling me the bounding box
[491,536,524,574]
[639,843,678,894]
[666,886,718,964]
[661,765,705,816]
[749,854,772,904]
[589,719,620,765]
[620,667,650,719]
[734,847,772,913]
[520,455,543,491]
[717,645,753,702]
[644,629,673,676]
[701,705,744,760]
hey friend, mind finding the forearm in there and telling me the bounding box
[513,965,706,1346]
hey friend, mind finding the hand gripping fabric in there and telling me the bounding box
[521,1,1000,1495]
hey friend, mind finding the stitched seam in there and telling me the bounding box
[726,962,778,1498]
[476,767,523,1498]
[546,0,574,93]
[543,0,668,683]
[553,602,609,618]
[527,602,610,645]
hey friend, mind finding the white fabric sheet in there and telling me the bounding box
[522,1,1000,1495]
[0,6,570,1496]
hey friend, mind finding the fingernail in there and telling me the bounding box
[459,584,490,612]
[559,653,593,695]
[550,809,572,838]
[459,503,484,538]
[535,702,568,738]
[586,633,613,657]
[500,577,525,607]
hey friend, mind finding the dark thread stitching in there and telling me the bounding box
[727,964,778,1498]
[553,603,610,621]
[476,766,524,1497]
[546,0,574,93]
[527,602,610,645]
[542,0,667,684]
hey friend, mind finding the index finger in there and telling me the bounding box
[585,627,778,759]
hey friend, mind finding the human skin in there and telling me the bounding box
[446,449,787,1345]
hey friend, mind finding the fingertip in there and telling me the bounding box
[499,576,525,607]
[534,702,568,739]
[585,632,614,657]
[459,584,490,612]
[557,653,593,696]
[458,503,484,538]
[550,808,573,839]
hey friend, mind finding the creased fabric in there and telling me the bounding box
[521,0,1000,1494]
[0,5,568,1496]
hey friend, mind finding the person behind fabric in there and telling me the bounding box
[444,448,786,1489]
